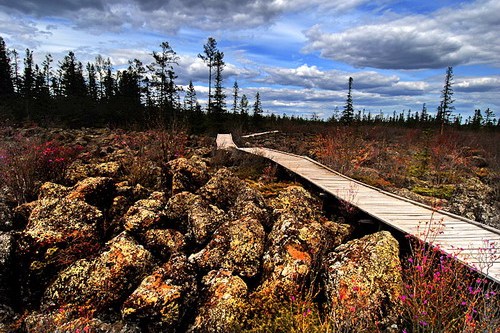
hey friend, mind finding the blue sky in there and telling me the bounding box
[1,0,499,120]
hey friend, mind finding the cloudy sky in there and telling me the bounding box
[1,0,499,119]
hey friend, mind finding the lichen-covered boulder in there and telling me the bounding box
[65,161,122,183]
[256,185,350,299]
[141,228,185,261]
[168,156,209,194]
[122,255,197,332]
[123,192,167,234]
[42,232,155,311]
[166,191,226,245]
[187,196,226,246]
[259,213,325,298]
[23,198,102,246]
[67,177,115,209]
[324,231,403,329]
[190,216,265,277]
[198,168,245,210]
[189,269,249,333]
[116,183,151,203]
[19,197,103,275]
[37,182,70,200]
[322,220,354,250]
[268,185,321,221]
[229,186,270,228]
[165,191,198,226]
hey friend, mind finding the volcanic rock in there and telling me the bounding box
[189,269,249,333]
[42,232,155,312]
[324,231,403,329]
[189,216,265,277]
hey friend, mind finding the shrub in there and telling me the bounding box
[401,217,500,332]
[0,133,82,204]
[116,125,188,189]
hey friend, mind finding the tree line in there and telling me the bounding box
[335,69,498,130]
[0,36,497,131]
[0,37,264,131]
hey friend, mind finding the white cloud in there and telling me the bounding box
[304,0,500,69]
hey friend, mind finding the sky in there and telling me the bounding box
[1,0,499,120]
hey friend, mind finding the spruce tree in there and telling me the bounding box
[240,94,249,115]
[341,77,354,124]
[253,92,263,117]
[22,49,35,98]
[59,51,87,97]
[184,80,197,113]
[212,51,226,115]
[437,66,455,133]
[0,37,14,96]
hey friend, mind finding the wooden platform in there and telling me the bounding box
[216,134,500,284]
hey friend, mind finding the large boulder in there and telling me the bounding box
[324,231,403,330]
[198,168,245,210]
[189,216,265,278]
[257,186,349,299]
[189,269,249,333]
[37,182,70,200]
[122,255,197,332]
[123,192,167,234]
[65,160,122,184]
[165,191,199,227]
[67,176,115,209]
[168,156,209,194]
[140,229,185,261]
[187,196,226,246]
[19,197,104,280]
[268,185,321,222]
[42,232,155,312]
[228,186,270,229]
[165,192,225,245]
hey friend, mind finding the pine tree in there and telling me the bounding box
[341,77,354,124]
[198,37,218,113]
[0,36,14,96]
[232,81,239,114]
[421,103,428,122]
[471,109,483,128]
[149,41,179,119]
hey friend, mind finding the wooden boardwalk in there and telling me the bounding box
[216,134,500,283]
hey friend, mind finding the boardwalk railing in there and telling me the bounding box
[216,133,500,284]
